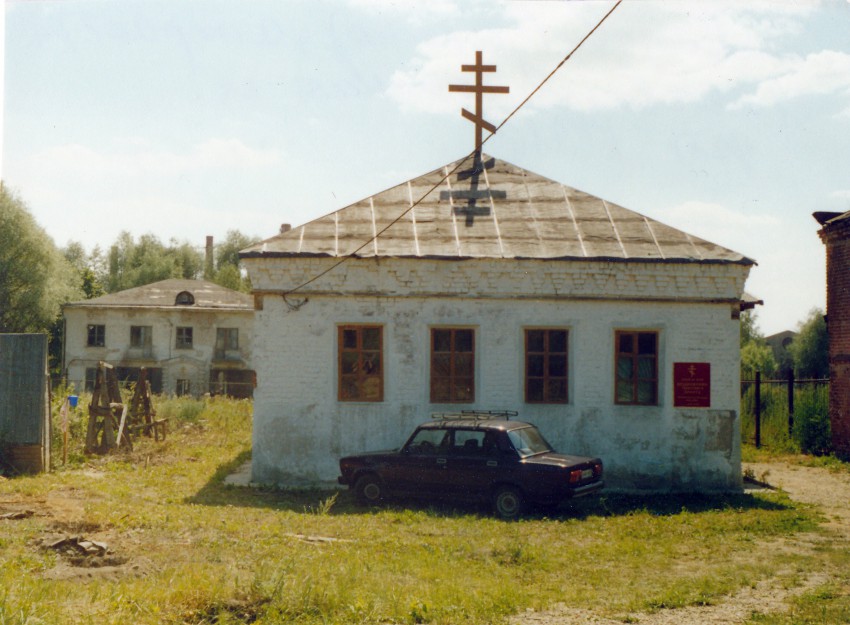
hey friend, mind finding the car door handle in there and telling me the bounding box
[436,458,447,465]
[487,461,498,467]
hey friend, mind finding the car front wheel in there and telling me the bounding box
[492,486,524,520]
[354,474,384,506]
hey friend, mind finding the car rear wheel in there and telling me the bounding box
[354,474,384,506]
[492,486,524,520]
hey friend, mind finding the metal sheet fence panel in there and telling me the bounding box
[0,334,48,444]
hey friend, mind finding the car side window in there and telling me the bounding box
[407,428,449,455]
[451,430,486,455]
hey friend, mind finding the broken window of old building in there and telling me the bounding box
[338,325,383,402]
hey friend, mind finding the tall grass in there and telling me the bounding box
[0,395,845,624]
[740,381,829,454]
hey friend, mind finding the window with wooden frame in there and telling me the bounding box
[215,328,239,359]
[615,330,658,405]
[338,325,383,402]
[525,329,568,403]
[430,328,475,403]
[130,325,152,348]
[176,326,193,349]
[87,324,105,347]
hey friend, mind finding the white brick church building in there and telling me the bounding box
[240,153,755,491]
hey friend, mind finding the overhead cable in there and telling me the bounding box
[283,0,623,297]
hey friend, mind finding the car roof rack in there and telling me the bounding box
[431,410,518,421]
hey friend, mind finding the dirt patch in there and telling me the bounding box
[511,461,850,625]
[0,487,154,584]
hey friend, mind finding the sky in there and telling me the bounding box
[3,0,850,336]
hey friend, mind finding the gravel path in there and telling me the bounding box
[510,461,850,625]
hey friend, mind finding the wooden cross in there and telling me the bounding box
[448,51,510,152]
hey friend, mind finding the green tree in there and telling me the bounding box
[740,311,777,379]
[212,230,260,292]
[790,308,828,379]
[0,184,81,333]
[106,232,204,292]
[63,241,105,299]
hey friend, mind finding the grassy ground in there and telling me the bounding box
[0,396,847,624]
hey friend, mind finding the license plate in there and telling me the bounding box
[581,469,593,480]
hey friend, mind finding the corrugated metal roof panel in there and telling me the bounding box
[242,153,755,265]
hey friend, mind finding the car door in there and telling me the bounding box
[391,427,451,496]
[445,429,505,499]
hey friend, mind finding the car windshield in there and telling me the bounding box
[507,426,553,458]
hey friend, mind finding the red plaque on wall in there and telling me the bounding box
[674,362,711,407]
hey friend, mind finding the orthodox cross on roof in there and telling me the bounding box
[443,51,510,227]
[448,50,510,153]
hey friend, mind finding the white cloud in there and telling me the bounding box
[730,50,850,109]
[652,199,824,334]
[652,200,780,259]
[26,139,282,178]
[386,2,838,115]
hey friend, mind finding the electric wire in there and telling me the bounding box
[282,0,623,298]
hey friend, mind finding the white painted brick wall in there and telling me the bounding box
[64,307,253,395]
[247,254,749,491]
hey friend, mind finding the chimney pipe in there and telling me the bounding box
[205,235,214,279]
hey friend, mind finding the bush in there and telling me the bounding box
[792,391,831,455]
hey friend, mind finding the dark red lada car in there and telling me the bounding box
[338,411,603,519]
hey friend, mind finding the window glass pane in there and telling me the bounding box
[637,381,656,404]
[363,353,381,375]
[454,353,474,376]
[454,329,474,352]
[432,353,451,377]
[431,378,450,402]
[638,333,657,355]
[546,379,567,402]
[637,356,655,380]
[618,333,633,353]
[454,430,485,449]
[433,329,451,352]
[361,376,381,401]
[452,378,474,402]
[548,355,567,377]
[342,328,358,349]
[340,351,358,374]
[549,330,567,353]
[527,330,544,352]
[527,354,544,377]
[527,378,544,402]
[339,377,358,400]
[616,380,634,403]
[409,428,447,452]
[617,357,633,380]
[362,327,381,350]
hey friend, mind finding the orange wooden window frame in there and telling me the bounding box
[614,330,659,405]
[338,325,384,402]
[524,328,569,404]
[430,328,475,403]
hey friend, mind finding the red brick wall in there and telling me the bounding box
[821,219,850,457]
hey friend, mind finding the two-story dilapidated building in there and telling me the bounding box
[63,279,254,397]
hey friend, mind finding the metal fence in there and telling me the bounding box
[741,371,829,448]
